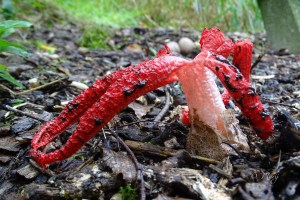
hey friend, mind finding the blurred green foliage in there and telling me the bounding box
[147,0,264,32]
[45,0,263,32]
[1,0,15,19]
[46,0,144,28]
[34,0,263,49]
[5,0,264,49]
[0,20,31,88]
[119,184,137,200]
[79,26,112,49]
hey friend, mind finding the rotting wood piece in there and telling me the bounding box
[144,165,231,199]
[125,140,221,165]
[22,161,230,199]
[22,183,62,199]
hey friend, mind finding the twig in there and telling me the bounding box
[29,159,56,177]
[154,87,171,123]
[190,155,222,165]
[1,104,47,122]
[113,119,156,129]
[72,156,95,175]
[0,78,69,97]
[0,83,16,96]
[125,140,221,165]
[15,78,69,96]
[209,164,232,179]
[221,141,256,168]
[251,52,265,70]
[109,129,146,200]
[262,98,300,111]
[144,87,172,130]
[275,150,282,171]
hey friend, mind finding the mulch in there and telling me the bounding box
[0,23,299,200]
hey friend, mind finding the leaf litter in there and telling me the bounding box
[0,23,299,199]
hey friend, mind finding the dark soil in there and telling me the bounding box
[0,22,300,200]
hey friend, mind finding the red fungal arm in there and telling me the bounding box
[221,40,253,106]
[31,68,132,150]
[232,40,253,82]
[198,27,234,107]
[202,52,274,139]
[30,55,189,167]
[200,27,233,58]
[183,27,273,139]
[31,78,109,149]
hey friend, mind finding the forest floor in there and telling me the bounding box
[0,21,300,200]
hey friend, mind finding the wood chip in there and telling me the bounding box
[17,164,39,179]
[250,74,275,80]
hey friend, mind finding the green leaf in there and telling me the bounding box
[11,99,25,106]
[0,39,30,56]
[31,1,46,8]
[0,64,24,88]
[0,64,8,70]
[0,20,32,37]
[1,0,15,19]
[0,27,15,38]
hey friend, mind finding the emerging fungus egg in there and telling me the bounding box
[179,37,195,55]
[167,41,180,53]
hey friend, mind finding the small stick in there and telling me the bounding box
[109,129,146,200]
[275,150,282,171]
[154,87,171,123]
[15,78,69,96]
[72,156,95,175]
[125,140,221,165]
[0,83,16,96]
[29,159,56,176]
[221,141,256,168]
[190,155,222,165]
[209,164,232,179]
[1,104,47,122]
[262,99,300,111]
[0,78,69,97]
[145,87,171,130]
[251,52,265,70]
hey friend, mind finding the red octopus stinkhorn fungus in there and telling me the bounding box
[177,28,249,158]
[30,27,274,168]
[222,39,253,106]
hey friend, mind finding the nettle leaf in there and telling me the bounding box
[0,20,32,37]
[0,39,30,56]
[0,64,24,88]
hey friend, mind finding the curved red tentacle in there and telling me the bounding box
[31,69,129,150]
[232,39,253,82]
[30,55,190,167]
[202,53,274,139]
[198,27,234,107]
[221,40,253,106]
[199,27,233,58]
